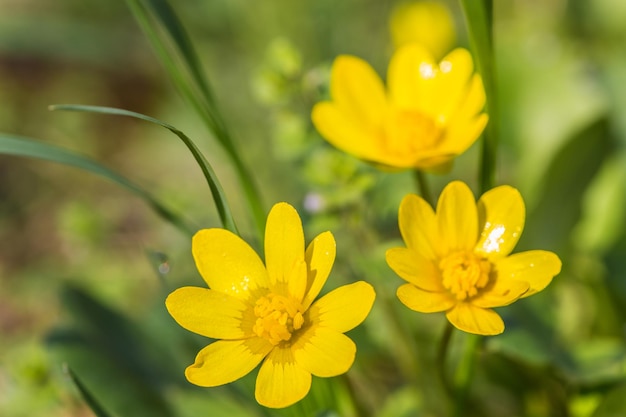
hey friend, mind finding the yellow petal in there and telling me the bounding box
[185,338,272,387]
[386,248,443,292]
[165,287,248,339]
[193,229,269,299]
[437,181,478,253]
[293,326,356,377]
[493,250,562,298]
[471,279,529,308]
[398,193,440,259]
[265,202,305,285]
[255,346,311,408]
[388,43,436,110]
[475,185,525,259]
[312,102,381,162]
[307,281,375,333]
[302,231,336,310]
[454,74,486,121]
[439,113,488,156]
[330,55,387,126]
[396,283,455,312]
[431,48,474,121]
[445,303,504,335]
[389,0,456,60]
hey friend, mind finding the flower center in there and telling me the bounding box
[383,109,443,156]
[253,293,304,346]
[439,251,491,300]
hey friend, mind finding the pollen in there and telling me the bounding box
[440,250,491,301]
[252,293,305,345]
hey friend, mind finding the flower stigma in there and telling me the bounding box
[253,293,305,345]
[440,251,491,300]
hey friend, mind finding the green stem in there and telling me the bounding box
[414,169,434,206]
[459,0,497,193]
[436,322,455,399]
[453,334,482,417]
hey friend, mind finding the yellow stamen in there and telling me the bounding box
[383,109,443,156]
[440,251,491,300]
[253,293,304,345]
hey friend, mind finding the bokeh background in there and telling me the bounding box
[1,0,626,416]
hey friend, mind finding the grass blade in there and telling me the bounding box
[64,365,115,417]
[460,0,497,192]
[125,0,266,238]
[0,133,193,234]
[49,104,239,235]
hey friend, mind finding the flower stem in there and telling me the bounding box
[453,334,482,417]
[437,321,455,399]
[414,170,434,206]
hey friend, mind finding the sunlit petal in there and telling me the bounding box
[431,48,474,120]
[185,338,272,387]
[386,248,443,291]
[446,303,504,335]
[494,250,562,298]
[312,102,381,161]
[388,43,436,110]
[308,281,375,333]
[265,203,305,285]
[437,181,478,252]
[255,347,311,409]
[165,287,249,339]
[193,229,269,299]
[398,193,440,259]
[293,326,356,377]
[330,55,387,126]
[396,283,455,312]
[475,185,525,259]
[302,231,336,310]
[471,278,529,308]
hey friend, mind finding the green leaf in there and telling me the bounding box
[50,104,239,235]
[0,132,193,235]
[125,0,266,238]
[64,366,116,417]
[459,0,496,192]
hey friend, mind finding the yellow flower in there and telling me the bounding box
[390,1,456,60]
[386,181,562,335]
[166,202,375,408]
[312,44,488,173]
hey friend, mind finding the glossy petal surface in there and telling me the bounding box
[308,281,375,333]
[193,229,269,298]
[398,193,439,259]
[471,278,529,308]
[302,231,336,309]
[293,326,356,377]
[186,338,272,387]
[437,181,478,252]
[265,202,305,285]
[386,248,443,291]
[166,287,248,339]
[397,284,455,312]
[494,250,562,298]
[445,303,504,335]
[475,185,525,259]
[255,347,312,408]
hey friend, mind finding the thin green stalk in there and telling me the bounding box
[460,0,497,193]
[453,334,482,417]
[414,169,434,206]
[436,322,455,399]
[126,0,266,238]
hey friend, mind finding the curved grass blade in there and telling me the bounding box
[0,133,193,235]
[64,365,115,417]
[125,0,266,238]
[460,0,497,192]
[50,104,239,235]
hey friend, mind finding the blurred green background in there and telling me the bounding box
[1,0,626,416]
